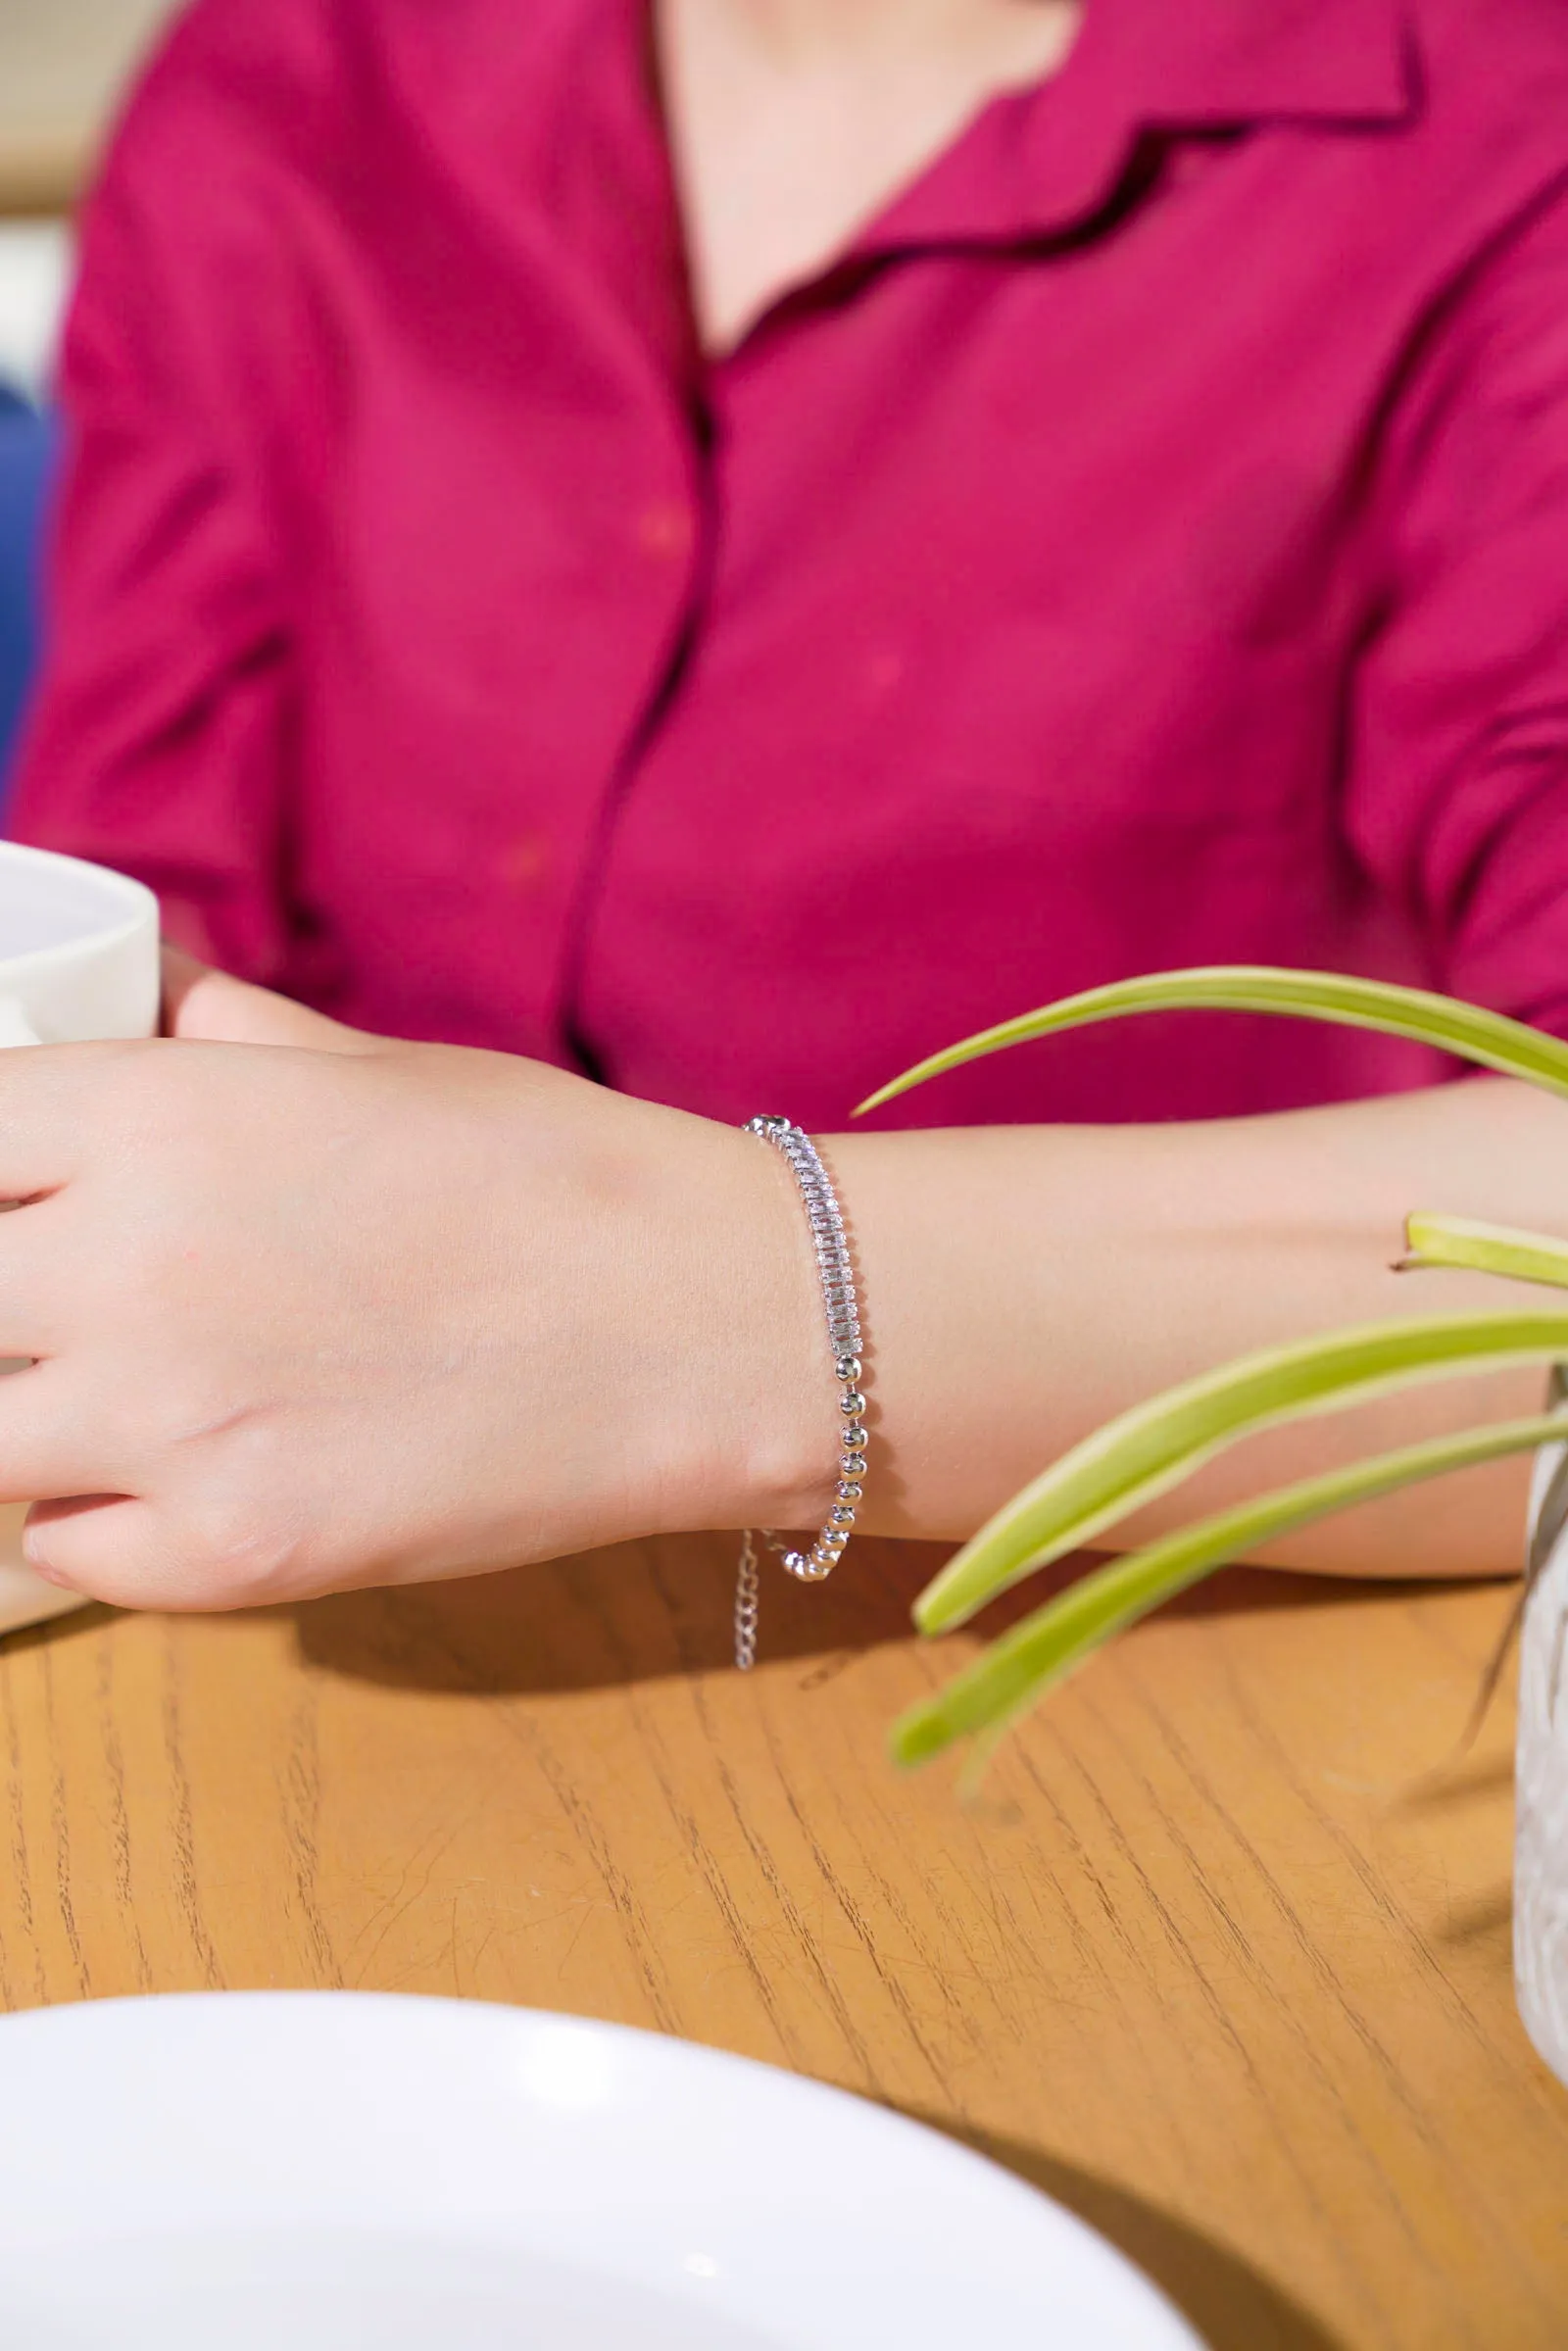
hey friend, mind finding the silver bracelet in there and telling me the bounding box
[735,1116,867,1672]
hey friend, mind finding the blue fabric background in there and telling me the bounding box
[0,386,57,796]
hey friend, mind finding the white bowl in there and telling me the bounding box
[0,1991,1200,2348]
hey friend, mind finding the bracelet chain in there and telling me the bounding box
[735,1116,866,1671]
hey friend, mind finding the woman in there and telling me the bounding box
[6,0,1568,1617]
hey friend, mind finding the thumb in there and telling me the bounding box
[161,946,383,1053]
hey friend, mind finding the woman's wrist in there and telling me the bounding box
[591,1097,842,1545]
[672,1113,845,1536]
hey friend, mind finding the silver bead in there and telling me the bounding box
[740,1115,868,1655]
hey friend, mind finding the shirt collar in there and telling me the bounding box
[1119,0,1414,127]
[859,0,1418,256]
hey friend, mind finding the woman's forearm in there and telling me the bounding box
[825,1079,1566,1577]
[27,955,1553,1611]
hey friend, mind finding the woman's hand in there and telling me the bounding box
[2,967,834,1609]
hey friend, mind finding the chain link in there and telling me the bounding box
[734,1528,761,1672]
[735,1117,867,1671]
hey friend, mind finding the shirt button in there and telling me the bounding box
[634,499,693,560]
[500,831,549,888]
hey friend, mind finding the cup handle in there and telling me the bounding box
[0,1000,40,1049]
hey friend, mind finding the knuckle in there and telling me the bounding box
[182,1478,315,1606]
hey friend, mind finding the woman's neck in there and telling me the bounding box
[680,0,1067,64]
[656,0,1085,350]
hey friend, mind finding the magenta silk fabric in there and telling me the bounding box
[14,0,1568,1126]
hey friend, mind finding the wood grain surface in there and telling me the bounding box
[0,1535,1561,2349]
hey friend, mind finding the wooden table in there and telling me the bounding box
[0,1534,1561,2349]
[0,0,182,214]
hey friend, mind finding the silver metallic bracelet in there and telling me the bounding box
[735,1115,867,1672]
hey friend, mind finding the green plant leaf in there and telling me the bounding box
[914,1309,1568,1633]
[1399,1213,1568,1293]
[854,966,1568,1114]
[892,1410,1568,1768]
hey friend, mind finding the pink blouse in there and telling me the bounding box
[14,0,1568,1127]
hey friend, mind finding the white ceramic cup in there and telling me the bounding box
[0,842,160,1635]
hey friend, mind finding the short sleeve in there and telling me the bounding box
[1348,175,1568,1039]
[6,0,299,982]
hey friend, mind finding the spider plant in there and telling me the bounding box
[853,969,1568,1772]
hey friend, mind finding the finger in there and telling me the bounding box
[24,1496,159,1609]
[158,942,208,1032]
[23,1494,255,1613]
[0,1192,101,1355]
[162,946,382,1053]
[0,1045,116,1200]
[0,1361,127,1504]
[0,1292,57,1365]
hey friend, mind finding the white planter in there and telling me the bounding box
[1516,1411,1568,2085]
